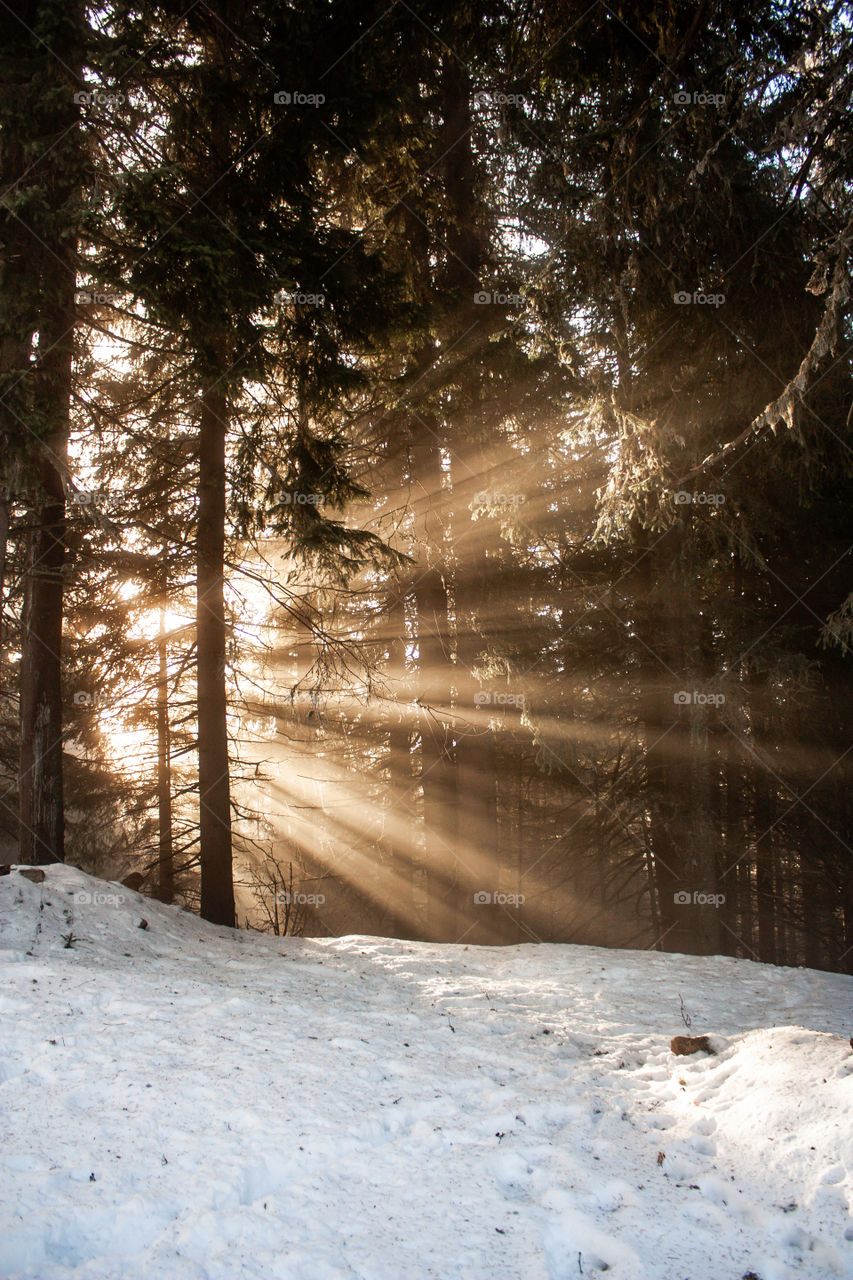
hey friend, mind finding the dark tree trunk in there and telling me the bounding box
[735,858,755,958]
[0,483,9,632]
[156,597,174,903]
[638,536,722,955]
[197,380,234,925]
[19,478,66,864]
[638,539,692,951]
[0,87,35,628]
[750,673,778,964]
[842,897,853,976]
[7,2,82,866]
[753,778,777,964]
[18,292,75,864]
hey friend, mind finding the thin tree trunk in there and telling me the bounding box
[438,56,501,941]
[0,483,9,638]
[156,596,174,903]
[723,566,751,956]
[455,552,500,942]
[842,897,853,976]
[380,594,417,938]
[637,536,693,951]
[197,380,234,924]
[753,780,777,965]
[414,543,457,940]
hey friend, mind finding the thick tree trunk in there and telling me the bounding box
[0,50,36,632]
[197,381,234,925]
[18,293,74,864]
[5,2,81,865]
[19,482,66,863]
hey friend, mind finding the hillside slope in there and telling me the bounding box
[1,865,851,1280]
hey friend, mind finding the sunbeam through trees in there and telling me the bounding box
[1,0,852,972]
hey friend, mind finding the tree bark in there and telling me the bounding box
[197,380,234,924]
[18,288,75,864]
[5,1,82,865]
[753,778,777,964]
[0,483,9,635]
[156,595,174,903]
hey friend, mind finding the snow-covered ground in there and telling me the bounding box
[0,866,851,1280]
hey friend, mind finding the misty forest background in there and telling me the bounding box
[1,0,852,971]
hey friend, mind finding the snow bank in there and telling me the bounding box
[1,864,851,1279]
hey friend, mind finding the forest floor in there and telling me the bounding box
[0,865,851,1280]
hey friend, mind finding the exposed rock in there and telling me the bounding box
[18,868,46,884]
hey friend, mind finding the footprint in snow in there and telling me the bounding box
[688,1135,717,1158]
[490,1150,534,1201]
[645,1113,676,1131]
